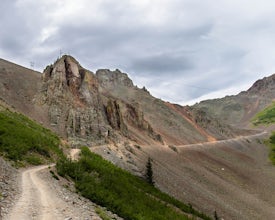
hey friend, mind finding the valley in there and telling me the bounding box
[1,56,275,220]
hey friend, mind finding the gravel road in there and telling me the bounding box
[4,165,102,220]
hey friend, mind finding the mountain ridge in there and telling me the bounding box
[0,55,239,147]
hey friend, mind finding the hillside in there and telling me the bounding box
[0,101,209,220]
[0,101,63,166]
[193,74,275,127]
[2,56,275,219]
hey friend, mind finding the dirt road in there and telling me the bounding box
[5,165,100,220]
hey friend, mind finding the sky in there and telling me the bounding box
[1,0,275,105]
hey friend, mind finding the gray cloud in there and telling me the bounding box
[1,0,275,104]
[129,54,193,75]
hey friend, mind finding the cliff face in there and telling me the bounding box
[38,56,107,145]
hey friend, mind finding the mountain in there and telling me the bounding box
[2,55,275,219]
[193,74,275,127]
[0,55,237,147]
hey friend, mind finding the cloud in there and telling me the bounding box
[129,53,193,75]
[1,0,275,105]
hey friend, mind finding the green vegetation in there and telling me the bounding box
[266,132,275,165]
[252,102,275,165]
[252,102,275,125]
[95,207,112,220]
[57,147,211,220]
[0,108,64,165]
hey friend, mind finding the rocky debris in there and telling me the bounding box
[0,157,20,219]
[188,106,236,139]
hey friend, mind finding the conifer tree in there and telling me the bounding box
[146,157,154,185]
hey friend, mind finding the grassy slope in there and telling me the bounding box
[252,102,275,164]
[0,106,211,219]
[0,107,64,166]
[252,102,275,125]
[57,147,211,220]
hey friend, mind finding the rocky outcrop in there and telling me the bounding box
[96,69,134,88]
[104,100,127,135]
[37,55,163,146]
[38,55,109,145]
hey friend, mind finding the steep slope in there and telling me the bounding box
[0,56,236,147]
[0,58,48,126]
[96,68,236,145]
[0,101,63,165]
[194,74,275,127]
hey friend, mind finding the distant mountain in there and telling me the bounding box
[193,74,275,127]
[0,55,237,147]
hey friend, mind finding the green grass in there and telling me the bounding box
[252,102,275,125]
[57,147,212,220]
[0,108,64,165]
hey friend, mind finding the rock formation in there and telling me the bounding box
[37,55,163,146]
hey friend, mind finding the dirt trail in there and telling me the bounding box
[177,131,268,150]
[5,164,100,220]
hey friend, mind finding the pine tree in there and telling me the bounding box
[146,157,154,185]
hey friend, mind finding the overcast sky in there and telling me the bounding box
[1,0,275,105]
